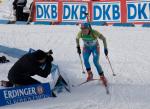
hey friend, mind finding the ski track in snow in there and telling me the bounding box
[0,25,150,109]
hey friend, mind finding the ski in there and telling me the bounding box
[72,79,99,87]
[99,79,110,94]
[72,78,110,94]
[105,86,110,94]
[102,82,110,94]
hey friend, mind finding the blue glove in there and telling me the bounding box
[104,48,108,56]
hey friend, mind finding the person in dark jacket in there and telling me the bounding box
[6,49,53,86]
[13,0,27,21]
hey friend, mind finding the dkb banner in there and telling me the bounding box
[33,0,150,24]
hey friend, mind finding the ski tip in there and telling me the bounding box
[72,84,76,87]
[106,90,110,95]
[82,71,86,74]
[113,74,116,76]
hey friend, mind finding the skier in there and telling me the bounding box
[1,49,53,87]
[76,23,108,85]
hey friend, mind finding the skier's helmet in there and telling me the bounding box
[81,23,90,29]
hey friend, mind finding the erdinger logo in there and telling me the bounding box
[36,86,44,94]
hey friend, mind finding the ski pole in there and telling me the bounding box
[78,54,86,74]
[27,2,33,24]
[106,56,116,76]
[84,12,92,30]
[84,12,96,38]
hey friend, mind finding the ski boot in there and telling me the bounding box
[100,75,108,87]
[86,71,93,81]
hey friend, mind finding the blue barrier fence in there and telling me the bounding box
[1,19,150,27]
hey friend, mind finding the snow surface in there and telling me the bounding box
[0,25,150,109]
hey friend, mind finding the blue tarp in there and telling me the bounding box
[0,45,27,58]
[0,20,9,24]
[113,23,134,27]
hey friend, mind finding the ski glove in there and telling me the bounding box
[77,46,81,55]
[104,48,108,56]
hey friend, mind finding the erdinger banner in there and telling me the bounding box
[34,0,150,24]
[0,83,52,106]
